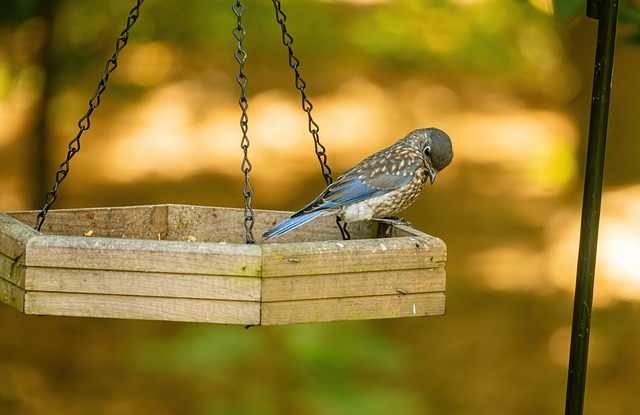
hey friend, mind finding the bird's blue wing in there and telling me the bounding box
[297,161,420,215]
[262,210,324,240]
[323,176,382,204]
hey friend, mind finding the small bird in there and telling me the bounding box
[262,127,453,240]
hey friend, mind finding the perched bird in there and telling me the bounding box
[262,127,453,240]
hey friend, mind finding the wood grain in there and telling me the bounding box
[261,292,445,325]
[166,205,374,243]
[24,234,262,276]
[25,267,260,301]
[262,268,445,302]
[0,212,38,259]
[8,205,374,242]
[0,252,25,287]
[8,205,169,240]
[0,276,25,311]
[24,292,260,325]
[261,236,446,277]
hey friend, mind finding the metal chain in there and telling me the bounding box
[271,0,333,186]
[271,0,350,239]
[233,1,256,244]
[34,0,145,231]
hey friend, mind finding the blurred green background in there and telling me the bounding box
[1,0,640,414]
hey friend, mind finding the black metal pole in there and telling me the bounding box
[565,0,618,414]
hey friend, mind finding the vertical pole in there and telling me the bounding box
[565,0,618,414]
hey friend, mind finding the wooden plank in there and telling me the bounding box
[24,235,262,276]
[25,267,261,301]
[8,204,426,244]
[0,252,26,287]
[253,209,373,243]
[0,253,12,281]
[167,205,246,243]
[166,205,373,243]
[0,276,25,312]
[261,236,446,277]
[24,292,260,325]
[261,292,445,325]
[8,205,169,240]
[0,212,39,259]
[262,268,445,302]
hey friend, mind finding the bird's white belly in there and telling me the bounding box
[339,184,422,222]
[340,200,377,222]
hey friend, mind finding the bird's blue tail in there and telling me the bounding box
[262,211,325,240]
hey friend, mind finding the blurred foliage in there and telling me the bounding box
[620,0,640,42]
[26,0,574,95]
[2,1,640,415]
[131,323,424,415]
[552,0,588,20]
[554,0,640,43]
[0,0,41,25]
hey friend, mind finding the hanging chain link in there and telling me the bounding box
[271,0,333,187]
[34,0,144,231]
[271,0,349,239]
[233,1,256,244]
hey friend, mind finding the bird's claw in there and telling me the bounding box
[372,217,413,227]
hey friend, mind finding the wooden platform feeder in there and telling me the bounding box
[0,204,446,325]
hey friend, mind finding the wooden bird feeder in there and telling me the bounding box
[1,2,448,325]
[0,205,446,325]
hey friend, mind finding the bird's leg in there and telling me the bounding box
[376,221,393,238]
[336,216,350,240]
[372,216,413,227]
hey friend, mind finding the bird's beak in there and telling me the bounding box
[429,169,437,185]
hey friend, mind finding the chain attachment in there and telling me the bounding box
[233,1,256,244]
[34,0,145,231]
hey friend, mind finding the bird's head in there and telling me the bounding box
[412,128,453,184]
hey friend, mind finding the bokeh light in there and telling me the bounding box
[1,1,640,414]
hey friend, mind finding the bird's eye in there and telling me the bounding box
[423,145,431,157]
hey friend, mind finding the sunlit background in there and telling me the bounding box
[1,0,640,414]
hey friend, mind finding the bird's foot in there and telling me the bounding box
[372,216,413,227]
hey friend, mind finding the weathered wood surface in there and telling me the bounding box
[261,236,446,277]
[168,205,353,243]
[8,205,373,243]
[0,212,37,260]
[24,292,260,325]
[262,268,445,302]
[0,276,25,311]
[0,251,25,287]
[1,205,446,325]
[25,267,260,301]
[8,205,169,240]
[0,214,31,312]
[24,234,262,276]
[262,292,445,325]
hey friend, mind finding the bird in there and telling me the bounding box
[262,127,453,240]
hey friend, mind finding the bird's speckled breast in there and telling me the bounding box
[340,167,428,222]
